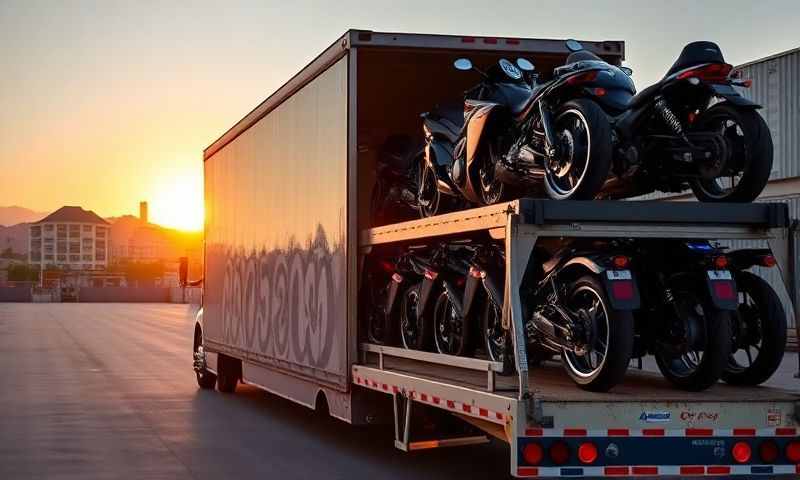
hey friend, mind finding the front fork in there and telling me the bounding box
[538,101,559,158]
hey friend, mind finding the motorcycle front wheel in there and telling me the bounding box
[723,271,787,385]
[433,290,473,357]
[689,104,773,202]
[654,290,733,391]
[418,161,459,218]
[561,275,634,392]
[399,282,433,351]
[543,99,612,201]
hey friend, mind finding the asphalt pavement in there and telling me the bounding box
[0,303,798,479]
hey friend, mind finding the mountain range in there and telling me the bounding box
[0,206,47,227]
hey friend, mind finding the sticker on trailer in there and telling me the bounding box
[639,411,671,423]
[606,270,632,280]
[707,270,732,280]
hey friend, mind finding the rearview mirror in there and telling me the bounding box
[454,58,473,71]
[516,58,535,71]
[620,66,633,76]
[565,39,583,52]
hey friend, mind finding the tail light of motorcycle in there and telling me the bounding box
[758,254,777,268]
[379,260,395,273]
[677,62,733,83]
[612,255,630,269]
[566,70,598,86]
[713,255,729,269]
[593,87,607,96]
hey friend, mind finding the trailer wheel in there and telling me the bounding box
[723,271,787,386]
[216,354,240,393]
[193,329,216,390]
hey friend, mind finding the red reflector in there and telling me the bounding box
[713,281,736,300]
[604,466,629,476]
[777,427,797,436]
[607,428,629,436]
[686,428,714,437]
[549,441,570,465]
[578,442,598,464]
[563,428,587,436]
[461,36,475,43]
[632,466,658,475]
[505,38,520,45]
[732,441,752,463]
[707,466,731,475]
[759,440,780,463]
[611,281,634,300]
[517,467,538,476]
[687,111,697,124]
[786,441,800,463]
[713,256,729,269]
[733,428,756,436]
[566,70,598,85]
[612,256,629,268]
[483,37,498,44]
[525,428,543,437]
[680,466,705,475]
[593,87,607,96]
[642,428,665,436]
[760,255,777,268]
[523,443,544,465]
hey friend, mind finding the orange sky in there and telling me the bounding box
[1,1,797,230]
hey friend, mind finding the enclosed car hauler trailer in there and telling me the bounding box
[196,30,800,477]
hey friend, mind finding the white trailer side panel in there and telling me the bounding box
[204,56,349,390]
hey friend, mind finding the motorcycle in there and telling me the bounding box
[370,135,424,226]
[560,40,773,202]
[626,239,738,391]
[722,248,786,385]
[418,39,615,217]
[520,240,638,392]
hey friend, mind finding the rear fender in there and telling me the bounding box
[704,269,739,310]
[709,83,761,108]
[559,257,641,310]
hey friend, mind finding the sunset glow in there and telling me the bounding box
[148,170,204,231]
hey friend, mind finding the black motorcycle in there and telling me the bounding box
[625,240,738,391]
[723,248,787,385]
[520,240,638,391]
[561,40,773,202]
[418,40,615,217]
[370,135,424,226]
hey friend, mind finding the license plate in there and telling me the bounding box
[607,270,632,280]
[707,270,732,280]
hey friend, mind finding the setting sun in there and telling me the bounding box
[147,170,204,231]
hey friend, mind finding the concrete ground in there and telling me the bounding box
[0,303,798,479]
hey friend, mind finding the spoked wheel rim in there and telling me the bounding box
[562,285,610,378]
[485,301,507,363]
[478,143,504,205]
[434,294,465,355]
[400,288,421,349]
[661,299,709,378]
[545,109,592,199]
[695,115,750,199]
[728,288,764,373]
[418,165,441,218]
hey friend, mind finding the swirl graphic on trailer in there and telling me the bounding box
[218,226,346,377]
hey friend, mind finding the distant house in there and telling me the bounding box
[28,206,110,271]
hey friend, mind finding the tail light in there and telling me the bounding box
[549,441,570,465]
[713,256,729,269]
[578,442,598,464]
[612,255,630,268]
[732,441,752,463]
[759,255,777,268]
[523,443,544,465]
[785,441,800,463]
[566,70,598,86]
[712,281,736,301]
[379,260,395,273]
[759,440,779,463]
[593,87,607,96]
[677,63,733,83]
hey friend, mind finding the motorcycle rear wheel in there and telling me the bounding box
[561,275,633,392]
[654,291,733,391]
[418,163,459,218]
[433,290,474,357]
[400,282,433,351]
[543,99,612,201]
[690,105,773,202]
[723,271,786,385]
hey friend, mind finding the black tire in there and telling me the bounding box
[399,283,433,351]
[560,275,634,392]
[655,300,733,392]
[362,270,399,346]
[194,332,216,390]
[690,105,773,202]
[418,160,460,218]
[216,354,240,393]
[433,290,473,357]
[723,271,787,385]
[482,298,514,374]
[543,99,612,200]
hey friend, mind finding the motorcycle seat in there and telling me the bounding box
[665,41,725,77]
